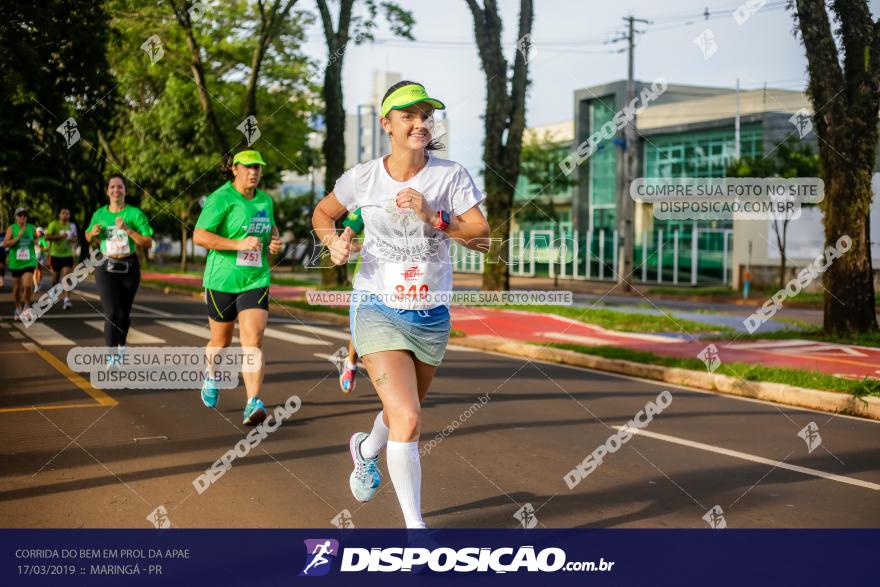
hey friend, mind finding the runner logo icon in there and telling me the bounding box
[300,539,339,577]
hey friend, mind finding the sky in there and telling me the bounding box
[297,0,880,187]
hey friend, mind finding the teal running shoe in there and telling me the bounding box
[243,397,267,426]
[201,375,219,408]
[349,432,381,502]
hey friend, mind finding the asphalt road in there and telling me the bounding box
[0,279,878,529]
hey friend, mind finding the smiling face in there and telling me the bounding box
[381,103,435,153]
[107,177,126,205]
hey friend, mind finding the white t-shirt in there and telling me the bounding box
[334,154,484,309]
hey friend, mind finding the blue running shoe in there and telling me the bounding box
[243,397,267,426]
[201,375,219,408]
[349,432,381,502]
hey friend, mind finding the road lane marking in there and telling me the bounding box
[83,321,165,344]
[502,310,687,343]
[284,324,349,341]
[0,403,109,414]
[14,322,75,345]
[261,327,330,346]
[1,313,205,320]
[158,320,239,343]
[614,426,880,491]
[20,342,117,408]
[77,291,172,317]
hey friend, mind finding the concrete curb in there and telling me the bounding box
[450,335,880,421]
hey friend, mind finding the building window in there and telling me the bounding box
[589,98,618,231]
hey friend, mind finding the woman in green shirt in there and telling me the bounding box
[193,149,283,426]
[86,174,154,361]
[45,207,78,310]
[2,207,38,320]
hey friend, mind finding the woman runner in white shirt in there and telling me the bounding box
[312,81,489,528]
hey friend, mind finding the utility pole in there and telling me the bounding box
[734,78,741,160]
[618,15,650,290]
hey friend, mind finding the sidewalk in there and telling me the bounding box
[142,271,879,383]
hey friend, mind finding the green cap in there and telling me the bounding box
[380,84,446,118]
[232,150,267,166]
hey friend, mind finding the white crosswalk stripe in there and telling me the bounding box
[83,321,166,344]
[76,291,173,317]
[14,322,76,345]
[284,324,349,341]
[158,320,239,343]
[262,327,330,346]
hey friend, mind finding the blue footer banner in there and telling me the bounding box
[1,529,876,586]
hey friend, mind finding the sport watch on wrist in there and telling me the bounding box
[433,210,450,231]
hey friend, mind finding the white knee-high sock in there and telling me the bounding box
[386,440,426,529]
[360,411,389,459]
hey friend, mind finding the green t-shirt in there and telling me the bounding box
[87,205,154,257]
[195,181,276,293]
[46,220,75,257]
[8,223,37,270]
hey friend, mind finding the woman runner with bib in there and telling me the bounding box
[313,81,489,528]
[86,174,154,364]
[3,207,38,320]
[193,149,284,426]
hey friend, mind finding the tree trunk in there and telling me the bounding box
[775,218,788,290]
[170,0,229,154]
[822,165,877,334]
[243,0,299,117]
[466,0,533,291]
[483,172,512,290]
[793,0,879,334]
[317,0,353,287]
[180,223,188,272]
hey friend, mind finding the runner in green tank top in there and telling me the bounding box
[3,207,38,320]
[45,207,78,310]
[193,149,284,426]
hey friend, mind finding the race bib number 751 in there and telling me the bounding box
[236,248,262,267]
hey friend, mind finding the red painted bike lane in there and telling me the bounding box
[449,306,880,383]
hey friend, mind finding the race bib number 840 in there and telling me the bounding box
[384,262,432,303]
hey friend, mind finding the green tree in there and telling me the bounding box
[727,140,820,290]
[314,0,414,285]
[105,0,316,269]
[792,0,879,334]
[517,130,576,225]
[465,0,534,291]
[0,1,116,247]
